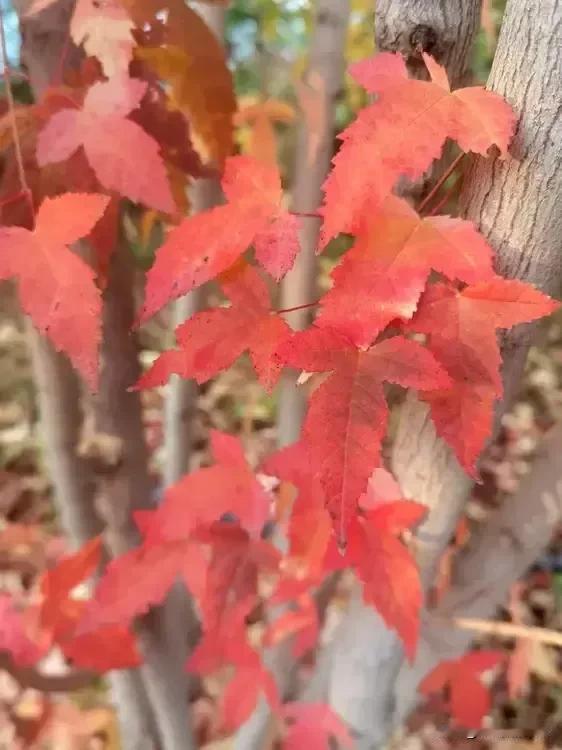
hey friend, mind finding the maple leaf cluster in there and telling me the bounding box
[0,536,139,674]
[0,2,559,733]
[125,50,555,728]
[0,0,236,389]
[136,48,556,614]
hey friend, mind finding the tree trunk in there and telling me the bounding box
[324,0,562,748]
[14,6,167,748]
[374,0,480,83]
[276,0,350,447]
[28,328,101,545]
[310,4,482,747]
[94,239,195,750]
[163,1,225,485]
[234,4,350,748]
[164,178,222,485]
[391,0,562,726]
[393,420,562,728]
[314,1,562,747]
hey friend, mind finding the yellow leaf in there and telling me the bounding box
[0,107,36,153]
[71,0,135,78]
[129,0,236,166]
[234,98,295,165]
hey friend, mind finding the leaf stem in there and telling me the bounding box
[416,152,465,215]
[277,299,320,315]
[52,25,71,87]
[0,10,34,224]
[290,209,322,219]
[428,171,464,216]
[0,188,27,208]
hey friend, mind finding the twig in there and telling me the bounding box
[417,153,465,215]
[290,209,322,219]
[277,299,320,315]
[0,189,27,209]
[428,170,464,216]
[52,25,71,87]
[452,616,562,647]
[0,651,96,692]
[0,8,34,224]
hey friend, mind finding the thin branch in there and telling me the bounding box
[0,651,96,692]
[451,617,562,647]
[290,209,322,219]
[51,24,71,87]
[0,189,27,209]
[417,153,465,215]
[0,13,34,224]
[428,171,464,216]
[276,299,320,315]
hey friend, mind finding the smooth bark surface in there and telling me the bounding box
[235,2,350,747]
[28,328,101,545]
[394,420,562,727]
[15,0,100,556]
[14,9,164,748]
[316,3,481,746]
[163,2,225,485]
[321,1,562,747]
[95,240,194,750]
[164,179,222,486]
[392,0,562,723]
[276,0,349,446]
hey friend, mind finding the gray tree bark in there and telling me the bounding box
[276,0,350,447]
[313,1,562,748]
[392,0,562,726]
[95,239,195,750]
[13,6,164,748]
[234,2,350,748]
[163,1,225,485]
[393,420,562,728]
[374,0,480,83]
[310,4,481,747]
[164,179,221,486]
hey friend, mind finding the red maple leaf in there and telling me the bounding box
[320,51,516,246]
[33,537,141,672]
[62,623,140,671]
[186,525,281,729]
[0,193,109,389]
[0,596,46,667]
[140,155,300,322]
[220,647,280,731]
[406,278,559,474]
[281,703,352,750]
[36,76,175,214]
[81,431,272,632]
[79,539,201,631]
[420,650,504,728]
[192,522,280,632]
[262,442,332,574]
[317,194,495,346]
[275,328,450,546]
[190,635,279,732]
[264,589,319,659]
[136,260,291,392]
[323,499,426,659]
[145,430,272,543]
[39,535,101,637]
